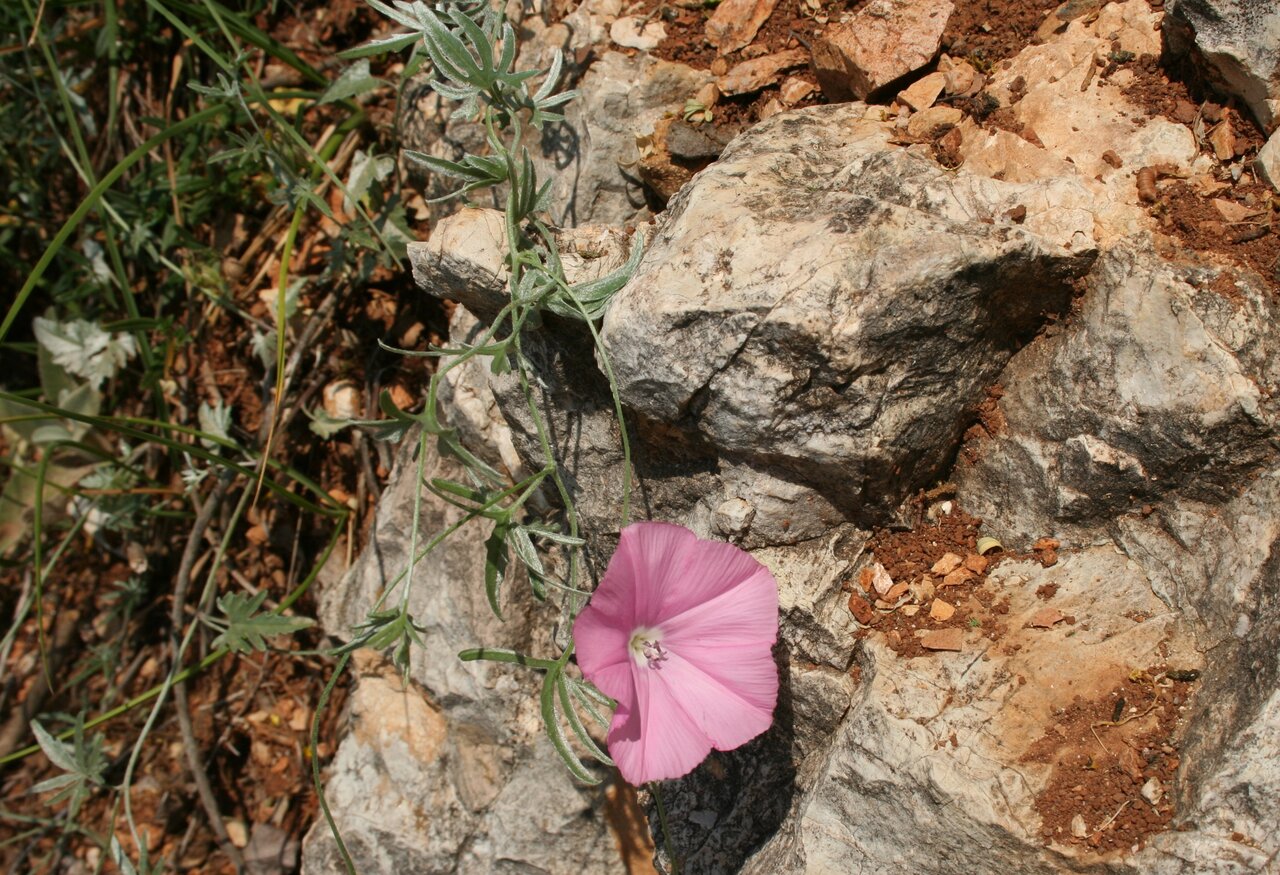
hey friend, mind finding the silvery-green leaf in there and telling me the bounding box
[319,59,384,104]
[307,407,351,439]
[36,338,77,406]
[509,526,544,576]
[31,721,79,774]
[250,329,276,367]
[32,317,137,388]
[338,31,420,60]
[198,400,234,449]
[344,149,397,213]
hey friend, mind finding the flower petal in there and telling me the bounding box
[661,564,778,650]
[607,663,712,784]
[658,538,770,623]
[618,522,698,625]
[587,660,636,712]
[573,599,633,678]
[659,650,777,750]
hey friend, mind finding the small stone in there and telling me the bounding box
[929,599,956,621]
[898,72,947,111]
[962,554,989,574]
[942,58,980,95]
[940,567,972,588]
[909,576,937,602]
[1256,130,1280,193]
[1208,119,1235,161]
[609,16,666,51]
[1029,607,1065,628]
[758,97,786,120]
[1071,814,1088,838]
[1211,198,1259,223]
[323,379,362,420]
[906,105,963,138]
[863,562,895,596]
[706,0,780,55]
[718,49,809,96]
[1141,777,1163,805]
[1102,149,1123,168]
[225,819,250,849]
[900,604,921,616]
[387,383,415,412]
[779,76,816,107]
[694,82,721,109]
[920,627,964,651]
[810,0,955,100]
[931,552,963,575]
[713,497,755,536]
[849,593,875,624]
[886,581,910,600]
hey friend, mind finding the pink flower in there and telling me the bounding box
[573,522,779,785]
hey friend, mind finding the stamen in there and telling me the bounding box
[642,640,668,668]
[629,627,668,669]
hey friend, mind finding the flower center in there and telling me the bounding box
[628,627,668,669]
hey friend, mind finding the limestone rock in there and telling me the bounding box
[957,0,1198,246]
[1163,0,1280,132]
[304,431,626,873]
[717,48,808,97]
[409,208,509,320]
[601,103,1095,526]
[810,0,954,100]
[706,0,780,55]
[610,16,666,51]
[400,44,711,229]
[897,71,947,110]
[955,240,1280,546]
[1257,129,1280,192]
[407,207,636,323]
[740,549,1199,874]
[905,104,962,138]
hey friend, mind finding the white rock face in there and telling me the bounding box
[744,549,1199,875]
[304,379,629,874]
[1163,0,1280,132]
[600,103,1095,524]
[955,240,1280,545]
[957,0,1203,245]
[323,1,1280,871]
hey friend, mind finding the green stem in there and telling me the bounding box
[650,782,681,875]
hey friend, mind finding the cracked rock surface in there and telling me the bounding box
[312,1,1280,871]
